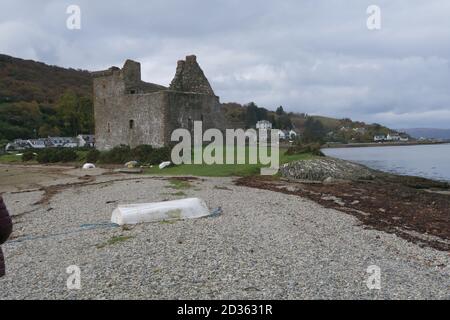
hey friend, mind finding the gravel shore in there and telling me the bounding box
[0,167,448,299]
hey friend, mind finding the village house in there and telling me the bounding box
[353,127,366,134]
[374,133,409,142]
[5,139,46,151]
[47,137,78,148]
[5,139,28,151]
[256,120,272,130]
[386,133,401,141]
[374,135,386,142]
[28,139,47,149]
[4,135,96,152]
[77,134,95,147]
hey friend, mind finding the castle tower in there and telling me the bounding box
[92,55,225,151]
[169,55,216,96]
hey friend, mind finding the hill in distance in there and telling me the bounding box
[0,54,93,141]
[0,53,396,144]
[399,128,450,140]
[0,54,92,104]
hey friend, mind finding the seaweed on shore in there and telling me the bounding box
[235,172,450,251]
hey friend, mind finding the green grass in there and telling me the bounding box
[96,235,134,249]
[0,150,89,165]
[168,191,187,196]
[0,153,24,164]
[165,179,192,190]
[0,147,315,178]
[75,150,89,162]
[145,147,315,177]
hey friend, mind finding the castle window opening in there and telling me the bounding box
[129,119,135,129]
[107,122,111,133]
[129,89,136,94]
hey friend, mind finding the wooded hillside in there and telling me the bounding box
[0,54,93,143]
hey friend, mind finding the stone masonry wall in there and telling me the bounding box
[93,56,226,151]
[94,90,167,150]
[165,91,226,138]
[169,55,215,95]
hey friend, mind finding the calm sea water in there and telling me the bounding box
[322,143,450,182]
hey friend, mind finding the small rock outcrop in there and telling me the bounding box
[280,157,376,182]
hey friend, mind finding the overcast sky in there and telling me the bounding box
[1,0,449,128]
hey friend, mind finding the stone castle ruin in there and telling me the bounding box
[92,55,225,150]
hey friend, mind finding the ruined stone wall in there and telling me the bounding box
[93,55,227,151]
[165,91,226,137]
[95,91,168,150]
[169,55,215,95]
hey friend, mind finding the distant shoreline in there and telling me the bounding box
[322,141,449,149]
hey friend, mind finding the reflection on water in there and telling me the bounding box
[322,144,450,182]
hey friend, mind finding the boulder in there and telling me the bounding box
[281,157,375,182]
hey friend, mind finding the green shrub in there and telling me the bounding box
[97,145,171,165]
[286,142,325,157]
[86,149,101,163]
[131,145,154,163]
[98,145,132,164]
[37,148,78,163]
[22,150,36,162]
[137,146,171,165]
[59,149,78,162]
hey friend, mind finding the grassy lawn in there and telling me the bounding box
[145,147,315,177]
[0,153,30,164]
[0,150,89,165]
[75,150,89,163]
[0,147,315,178]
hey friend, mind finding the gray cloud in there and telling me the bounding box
[1,0,449,128]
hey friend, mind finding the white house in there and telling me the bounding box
[278,130,287,140]
[27,139,46,149]
[48,137,78,148]
[256,120,272,130]
[353,127,366,134]
[77,134,95,147]
[5,140,27,151]
[374,135,386,142]
[386,134,401,141]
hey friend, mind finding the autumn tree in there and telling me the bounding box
[302,117,326,143]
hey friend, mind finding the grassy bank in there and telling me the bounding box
[0,150,89,165]
[0,153,26,164]
[145,147,315,177]
[0,146,316,177]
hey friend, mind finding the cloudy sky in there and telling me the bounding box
[1,0,449,128]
